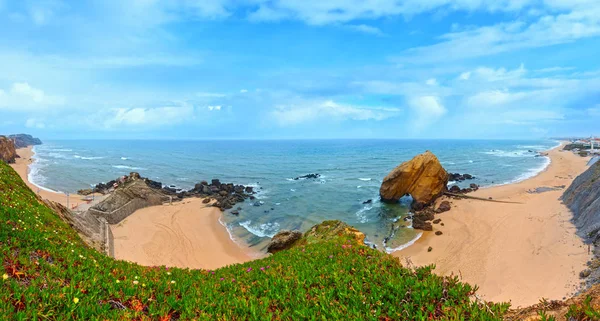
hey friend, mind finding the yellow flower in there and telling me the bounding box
[73,297,79,304]
[2,273,8,280]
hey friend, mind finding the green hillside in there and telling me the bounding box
[0,161,509,320]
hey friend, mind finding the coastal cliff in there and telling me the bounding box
[562,161,600,244]
[8,133,42,148]
[0,136,18,164]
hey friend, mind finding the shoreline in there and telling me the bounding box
[394,141,591,307]
[11,146,261,270]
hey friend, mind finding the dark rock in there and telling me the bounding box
[293,173,321,180]
[245,186,254,193]
[211,179,221,187]
[219,190,228,197]
[448,172,476,181]
[200,180,208,185]
[249,196,256,200]
[469,183,479,190]
[435,231,443,236]
[580,269,591,279]
[267,230,303,253]
[412,218,433,231]
[146,179,162,190]
[77,189,94,196]
[362,199,373,204]
[436,201,451,213]
[253,201,263,207]
[237,207,242,210]
[231,210,239,215]
[427,246,433,252]
[433,219,441,224]
[449,185,461,193]
[202,198,211,204]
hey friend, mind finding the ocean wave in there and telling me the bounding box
[121,157,129,160]
[45,152,71,159]
[517,145,544,150]
[499,156,551,185]
[482,150,533,158]
[27,151,62,193]
[358,178,372,181]
[112,165,146,170]
[355,205,372,223]
[74,155,104,160]
[48,148,73,152]
[385,232,423,254]
[239,220,280,238]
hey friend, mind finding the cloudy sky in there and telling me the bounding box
[0,0,599,139]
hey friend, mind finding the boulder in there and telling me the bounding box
[412,218,433,231]
[202,198,211,204]
[436,201,451,213]
[380,151,448,209]
[77,189,94,196]
[362,199,373,204]
[267,230,303,253]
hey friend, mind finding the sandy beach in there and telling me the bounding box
[11,146,95,208]
[12,146,257,270]
[395,143,591,307]
[111,198,259,270]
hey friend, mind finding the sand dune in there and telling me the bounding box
[395,143,591,307]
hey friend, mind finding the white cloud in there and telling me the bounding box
[207,105,222,111]
[240,89,248,93]
[408,96,446,129]
[395,4,600,64]
[271,100,400,125]
[346,24,385,36]
[426,78,438,86]
[466,89,528,108]
[25,118,46,129]
[0,82,65,111]
[104,105,195,128]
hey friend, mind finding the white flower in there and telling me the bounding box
[170,280,175,284]
[133,280,139,285]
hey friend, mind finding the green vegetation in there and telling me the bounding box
[0,161,513,320]
[566,296,600,321]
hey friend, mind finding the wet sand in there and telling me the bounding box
[395,143,591,307]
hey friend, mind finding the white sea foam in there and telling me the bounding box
[499,156,551,186]
[517,145,545,150]
[27,147,62,193]
[355,205,372,223]
[120,157,129,160]
[112,165,146,170]
[468,160,474,163]
[48,148,72,152]
[290,189,296,192]
[482,150,532,158]
[239,220,280,238]
[74,155,104,160]
[358,178,372,181]
[385,232,423,254]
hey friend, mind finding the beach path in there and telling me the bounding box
[395,144,591,307]
[111,198,258,270]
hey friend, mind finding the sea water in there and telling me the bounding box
[29,139,559,252]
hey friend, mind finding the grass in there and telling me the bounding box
[0,160,515,320]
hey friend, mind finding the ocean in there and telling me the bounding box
[29,139,559,252]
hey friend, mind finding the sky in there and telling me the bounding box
[0,0,599,140]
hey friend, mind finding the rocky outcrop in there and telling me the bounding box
[86,173,169,224]
[448,173,475,182]
[267,230,303,253]
[267,221,366,254]
[380,151,448,209]
[0,136,18,164]
[8,134,42,148]
[293,173,320,180]
[563,161,600,243]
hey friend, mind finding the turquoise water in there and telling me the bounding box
[29,139,558,252]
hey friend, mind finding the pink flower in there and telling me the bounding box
[260,267,265,271]
[232,279,236,282]
[246,267,252,272]
[220,278,224,281]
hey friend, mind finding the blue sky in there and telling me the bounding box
[0,0,599,139]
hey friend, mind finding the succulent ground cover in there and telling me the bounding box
[1,160,513,320]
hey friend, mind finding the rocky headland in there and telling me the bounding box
[8,133,42,148]
[0,136,18,164]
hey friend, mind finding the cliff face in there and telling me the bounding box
[0,136,18,164]
[562,161,600,243]
[8,134,42,148]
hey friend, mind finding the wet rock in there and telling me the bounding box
[231,210,239,215]
[362,199,373,204]
[433,219,441,224]
[580,269,592,279]
[469,183,479,191]
[245,186,254,193]
[435,231,443,236]
[202,198,211,204]
[449,185,461,193]
[267,230,303,254]
[211,179,221,187]
[448,173,476,181]
[294,173,320,180]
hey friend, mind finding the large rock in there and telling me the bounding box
[0,136,17,164]
[267,230,303,253]
[380,151,448,209]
